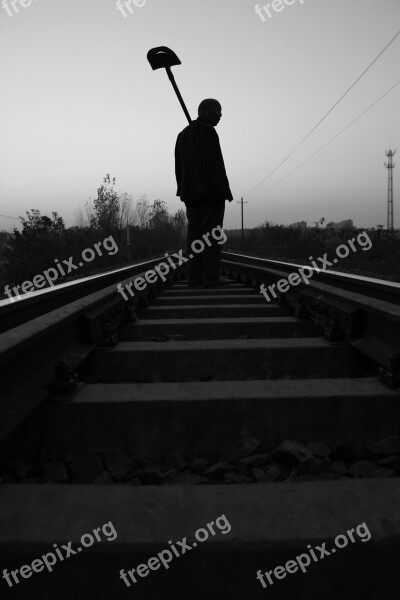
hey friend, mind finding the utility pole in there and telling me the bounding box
[126,223,132,262]
[385,149,396,231]
[237,197,248,238]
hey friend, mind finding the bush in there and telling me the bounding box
[226,222,400,282]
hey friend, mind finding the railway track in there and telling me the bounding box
[0,251,399,599]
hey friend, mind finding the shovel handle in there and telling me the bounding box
[165,66,192,124]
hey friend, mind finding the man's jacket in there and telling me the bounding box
[175,117,233,203]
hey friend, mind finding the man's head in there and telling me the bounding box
[198,99,222,126]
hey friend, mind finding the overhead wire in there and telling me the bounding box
[248,77,400,201]
[0,214,20,221]
[243,27,400,199]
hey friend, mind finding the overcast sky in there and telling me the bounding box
[1,0,399,232]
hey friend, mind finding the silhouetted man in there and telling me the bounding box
[175,98,233,287]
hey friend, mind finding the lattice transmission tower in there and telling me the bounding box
[385,149,396,231]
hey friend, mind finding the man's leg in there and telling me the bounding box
[200,201,225,285]
[184,202,203,284]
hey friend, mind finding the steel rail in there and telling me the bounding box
[221,251,400,304]
[0,255,168,333]
[0,254,185,440]
[221,251,400,387]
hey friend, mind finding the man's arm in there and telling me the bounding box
[199,125,233,200]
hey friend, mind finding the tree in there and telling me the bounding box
[172,208,187,237]
[135,196,151,229]
[149,200,169,229]
[4,210,66,284]
[90,174,120,232]
[313,217,325,229]
[20,209,65,237]
[118,193,135,229]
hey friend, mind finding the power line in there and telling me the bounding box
[0,214,19,221]
[244,27,400,198]
[249,77,400,200]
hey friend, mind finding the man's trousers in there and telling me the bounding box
[184,200,225,285]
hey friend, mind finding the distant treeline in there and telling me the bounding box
[1,177,399,292]
[0,175,186,291]
[225,220,400,282]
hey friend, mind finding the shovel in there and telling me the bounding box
[147,46,192,124]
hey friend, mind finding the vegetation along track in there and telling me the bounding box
[0,251,399,599]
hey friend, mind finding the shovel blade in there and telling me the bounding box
[147,46,182,71]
